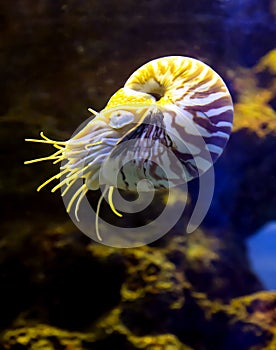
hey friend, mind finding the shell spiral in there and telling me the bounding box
[125,56,233,163]
[25,56,234,240]
[101,56,233,189]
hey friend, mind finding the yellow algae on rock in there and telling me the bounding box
[232,49,276,137]
[129,334,193,350]
[255,49,276,74]
[1,324,96,350]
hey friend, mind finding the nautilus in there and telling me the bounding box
[25,56,233,241]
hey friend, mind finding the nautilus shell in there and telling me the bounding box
[25,56,233,241]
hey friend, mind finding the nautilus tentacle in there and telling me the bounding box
[25,56,233,241]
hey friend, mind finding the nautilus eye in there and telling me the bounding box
[25,56,234,241]
[109,110,135,129]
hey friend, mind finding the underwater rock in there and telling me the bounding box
[1,324,97,350]
[168,230,262,300]
[0,222,126,330]
[0,224,266,349]
[1,322,193,350]
[203,49,276,236]
[221,291,276,349]
[0,213,275,350]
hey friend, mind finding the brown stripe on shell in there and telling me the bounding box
[204,135,229,148]
[170,67,201,86]
[191,111,224,133]
[170,113,209,146]
[186,95,233,113]
[209,109,233,124]
[189,86,225,99]
[178,77,217,95]
[170,148,199,178]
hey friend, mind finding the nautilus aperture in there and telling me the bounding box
[24,56,234,244]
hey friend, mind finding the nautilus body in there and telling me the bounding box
[25,56,233,241]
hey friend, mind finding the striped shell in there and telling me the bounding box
[102,56,233,189]
[125,56,233,163]
[25,56,234,240]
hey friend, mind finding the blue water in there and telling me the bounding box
[247,222,276,290]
